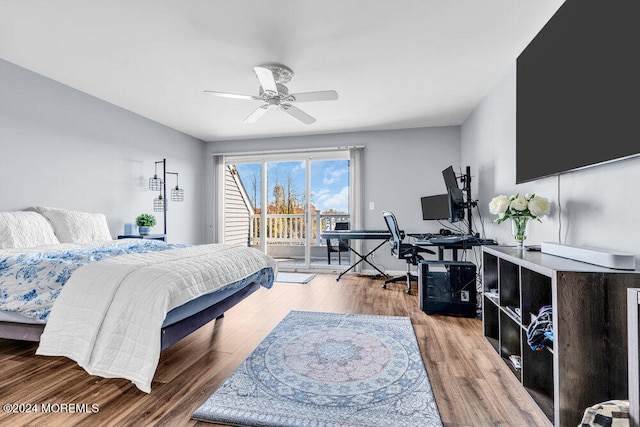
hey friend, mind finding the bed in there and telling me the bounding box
[0,208,276,392]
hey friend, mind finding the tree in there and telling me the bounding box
[249,168,259,209]
[272,183,285,213]
[284,172,300,214]
[270,170,301,214]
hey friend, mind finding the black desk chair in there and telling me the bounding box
[382,211,435,294]
[326,221,350,265]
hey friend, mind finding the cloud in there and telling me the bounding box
[323,166,348,185]
[314,188,330,198]
[290,161,305,174]
[315,186,349,213]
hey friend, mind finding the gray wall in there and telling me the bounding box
[462,64,640,260]
[206,126,461,273]
[12,50,632,269]
[0,59,206,244]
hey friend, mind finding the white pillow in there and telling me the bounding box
[0,211,61,249]
[34,207,112,243]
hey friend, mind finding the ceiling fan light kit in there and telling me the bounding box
[258,63,294,84]
[204,63,338,125]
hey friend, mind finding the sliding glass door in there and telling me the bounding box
[264,159,308,267]
[221,149,351,271]
[308,158,350,267]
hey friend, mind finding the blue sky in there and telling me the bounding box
[235,160,349,213]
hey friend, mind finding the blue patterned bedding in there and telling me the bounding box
[0,240,187,322]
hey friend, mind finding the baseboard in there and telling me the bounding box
[541,242,636,270]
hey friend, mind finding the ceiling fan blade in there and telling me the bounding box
[203,90,258,101]
[280,104,316,125]
[253,66,279,95]
[243,105,269,123]
[286,90,339,103]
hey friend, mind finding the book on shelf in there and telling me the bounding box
[505,305,521,321]
[485,289,499,299]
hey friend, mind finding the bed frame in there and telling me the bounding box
[0,281,261,351]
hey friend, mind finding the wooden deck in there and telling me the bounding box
[0,274,550,426]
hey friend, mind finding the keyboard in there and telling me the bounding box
[413,233,435,240]
[428,235,474,244]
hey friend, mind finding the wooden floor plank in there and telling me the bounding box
[0,273,551,426]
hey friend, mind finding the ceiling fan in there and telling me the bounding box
[204,64,338,125]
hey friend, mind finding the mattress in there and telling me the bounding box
[163,267,269,326]
[0,267,270,328]
[0,239,189,322]
[0,310,41,324]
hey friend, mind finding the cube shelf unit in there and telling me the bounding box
[482,245,639,427]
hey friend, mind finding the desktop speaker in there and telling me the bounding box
[418,261,477,317]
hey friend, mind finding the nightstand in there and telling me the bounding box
[118,234,166,242]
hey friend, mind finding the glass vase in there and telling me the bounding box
[511,216,530,249]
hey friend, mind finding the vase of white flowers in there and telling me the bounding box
[510,216,530,247]
[489,193,551,248]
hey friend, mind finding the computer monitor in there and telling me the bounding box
[448,188,465,223]
[442,166,459,190]
[421,194,450,220]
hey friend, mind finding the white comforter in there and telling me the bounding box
[36,243,276,393]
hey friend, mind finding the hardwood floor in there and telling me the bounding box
[0,274,551,426]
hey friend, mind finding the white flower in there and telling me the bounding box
[510,196,528,212]
[490,191,551,224]
[489,195,509,215]
[528,196,551,218]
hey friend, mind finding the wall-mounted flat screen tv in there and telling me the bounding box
[516,0,640,184]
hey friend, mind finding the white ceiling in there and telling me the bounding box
[0,1,564,142]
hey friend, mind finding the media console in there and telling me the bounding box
[482,246,640,426]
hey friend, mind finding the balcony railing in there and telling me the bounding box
[250,211,349,246]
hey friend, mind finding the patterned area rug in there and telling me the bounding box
[192,311,442,427]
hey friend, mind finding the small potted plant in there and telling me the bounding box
[135,213,156,235]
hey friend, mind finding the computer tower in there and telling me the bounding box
[418,260,477,317]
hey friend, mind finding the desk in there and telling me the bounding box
[414,236,496,261]
[320,230,393,281]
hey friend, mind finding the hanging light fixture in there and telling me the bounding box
[171,186,184,202]
[148,159,184,235]
[169,172,184,202]
[154,192,165,212]
[148,161,163,191]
